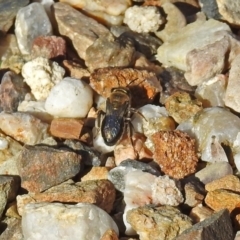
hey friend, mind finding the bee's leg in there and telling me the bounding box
[94,110,105,138]
[130,108,147,121]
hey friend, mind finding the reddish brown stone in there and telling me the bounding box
[31,36,66,60]
[50,118,84,139]
[0,71,29,113]
[152,130,199,179]
[17,179,116,213]
[89,67,162,108]
[17,145,82,193]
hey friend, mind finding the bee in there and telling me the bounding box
[96,87,134,146]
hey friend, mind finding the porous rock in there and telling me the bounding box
[126,205,192,240]
[21,57,65,101]
[17,145,82,193]
[89,67,161,108]
[152,130,198,179]
[21,202,119,240]
[165,91,202,123]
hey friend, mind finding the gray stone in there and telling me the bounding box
[85,33,136,72]
[199,0,221,19]
[15,2,52,54]
[21,202,119,240]
[53,2,111,60]
[63,139,102,166]
[108,159,160,192]
[175,209,234,240]
[0,0,29,33]
[17,145,82,193]
[0,71,29,113]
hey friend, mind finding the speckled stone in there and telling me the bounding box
[17,145,82,193]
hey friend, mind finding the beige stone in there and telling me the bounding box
[189,205,214,223]
[100,229,119,240]
[205,174,240,193]
[205,189,240,213]
[81,167,111,181]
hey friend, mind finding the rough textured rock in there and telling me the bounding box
[0,112,49,145]
[152,130,198,179]
[195,162,233,184]
[53,2,111,60]
[205,174,240,193]
[0,176,20,219]
[21,202,119,240]
[184,36,230,86]
[126,205,192,239]
[205,189,240,213]
[85,34,136,72]
[17,179,115,213]
[100,229,119,240]
[50,118,84,140]
[21,57,65,101]
[31,35,66,60]
[15,2,52,54]
[0,71,29,113]
[157,18,230,71]
[225,54,240,112]
[0,0,29,33]
[17,145,82,193]
[165,92,203,123]
[175,209,234,240]
[89,67,161,108]
[0,217,23,240]
[198,0,221,20]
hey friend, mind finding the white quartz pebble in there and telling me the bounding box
[45,77,93,118]
[22,202,119,240]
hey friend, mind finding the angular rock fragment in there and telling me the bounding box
[85,34,136,72]
[100,229,119,240]
[175,209,233,240]
[194,162,233,184]
[17,145,82,193]
[17,179,115,213]
[53,2,111,60]
[21,202,119,240]
[31,36,66,60]
[126,205,192,239]
[152,130,198,179]
[205,189,240,213]
[90,67,161,107]
[0,217,23,240]
[0,112,49,145]
[15,2,52,54]
[50,118,84,140]
[190,204,214,223]
[0,0,29,33]
[165,92,202,123]
[205,174,240,193]
[0,71,29,113]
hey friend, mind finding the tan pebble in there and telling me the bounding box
[189,204,214,223]
[81,167,111,181]
[205,189,240,213]
[100,229,119,240]
[205,174,240,193]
